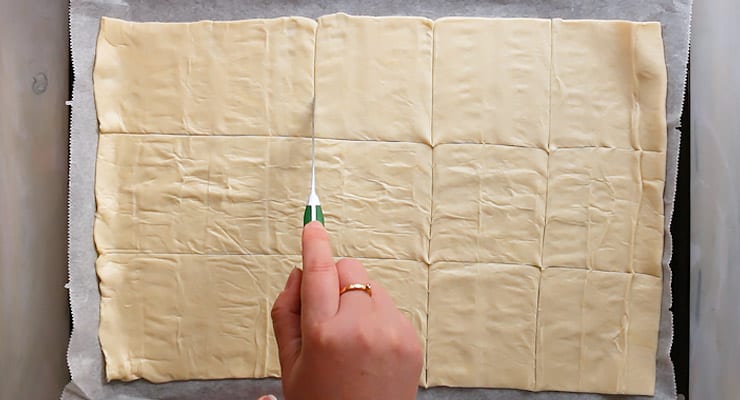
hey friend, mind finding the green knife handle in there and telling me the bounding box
[303,204,325,226]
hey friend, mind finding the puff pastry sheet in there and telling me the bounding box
[93,14,668,395]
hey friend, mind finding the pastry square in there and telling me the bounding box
[318,140,432,262]
[427,262,540,389]
[363,258,429,386]
[314,13,433,144]
[94,17,316,136]
[542,148,665,275]
[430,144,547,266]
[536,268,662,394]
[97,253,298,381]
[549,19,667,151]
[433,18,551,148]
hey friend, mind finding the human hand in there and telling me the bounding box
[271,222,423,400]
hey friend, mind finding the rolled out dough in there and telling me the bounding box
[314,13,434,144]
[549,20,667,151]
[92,14,668,395]
[94,17,316,136]
[432,18,551,148]
[536,269,663,394]
[431,143,548,266]
[543,147,666,275]
[427,262,540,389]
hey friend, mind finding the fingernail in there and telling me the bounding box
[304,220,324,230]
[258,396,277,400]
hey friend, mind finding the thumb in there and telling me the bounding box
[271,268,302,377]
[257,396,277,400]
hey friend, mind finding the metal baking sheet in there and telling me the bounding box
[65,0,691,398]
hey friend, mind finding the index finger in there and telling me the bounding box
[301,221,339,324]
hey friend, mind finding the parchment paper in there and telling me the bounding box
[65,1,691,398]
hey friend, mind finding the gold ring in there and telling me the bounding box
[339,283,373,297]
